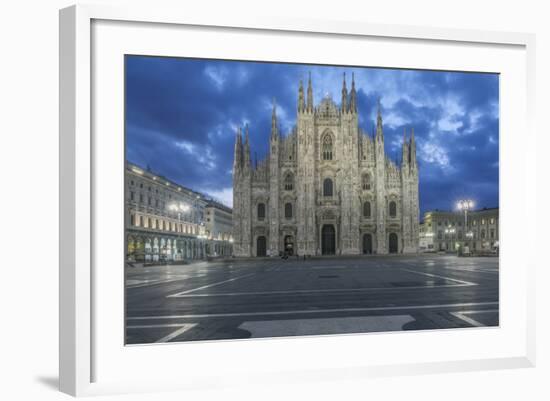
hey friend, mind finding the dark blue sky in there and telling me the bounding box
[126,55,499,215]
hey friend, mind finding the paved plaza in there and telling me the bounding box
[125,255,499,344]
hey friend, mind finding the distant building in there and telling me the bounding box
[420,208,499,253]
[232,74,419,257]
[204,202,233,256]
[125,162,233,262]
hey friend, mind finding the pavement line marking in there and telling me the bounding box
[155,323,197,343]
[461,309,499,314]
[239,315,415,337]
[440,266,499,274]
[450,312,485,327]
[127,301,499,320]
[400,268,477,286]
[126,274,206,289]
[127,323,191,329]
[166,273,256,297]
[168,283,471,298]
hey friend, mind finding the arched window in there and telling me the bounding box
[363,201,371,218]
[284,173,294,191]
[323,178,333,197]
[284,203,293,219]
[257,203,266,221]
[362,173,371,190]
[322,135,333,160]
[389,201,397,218]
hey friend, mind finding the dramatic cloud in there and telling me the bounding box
[126,56,499,215]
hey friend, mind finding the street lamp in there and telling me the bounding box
[445,226,456,252]
[457,199,474,253]
[168,201,191,261]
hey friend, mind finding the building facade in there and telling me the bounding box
[232,74,420,257]
[419,208,499,253]
[125,163,233,262]
[204,202,233,256]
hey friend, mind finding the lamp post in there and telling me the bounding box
[169,202,190,261]
[457,199,474,254]
[445,226,456,253]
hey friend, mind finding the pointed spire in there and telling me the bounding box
[307,72,313,112]
[376,98,384,140]
[243,124,251,169]
[410,127,417,169]
[233,126,243,172]
[402,127,409,167]
[271,98,278,140]
[298,78,305,113]
[349,72,357,113]
[341,72,348,113]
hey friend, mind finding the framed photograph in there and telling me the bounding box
[59,4,536,396]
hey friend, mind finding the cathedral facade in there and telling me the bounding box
[232,74,419,257]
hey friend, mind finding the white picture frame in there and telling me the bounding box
[59,4,536,397]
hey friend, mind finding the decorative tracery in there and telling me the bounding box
[322,134,333,160]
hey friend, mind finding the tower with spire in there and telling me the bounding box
[269,99,280,254]
[232,72,419,257]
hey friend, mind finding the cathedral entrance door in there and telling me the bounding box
[321,225,336,255]
[256,236,267,257]
[284,235,294,256]
[362,234,372,254]
[389,233,398,254]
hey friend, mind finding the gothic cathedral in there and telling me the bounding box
[232,73,419,257]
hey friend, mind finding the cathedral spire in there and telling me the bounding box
[376,98,384,141]
[341,72,348,113]
[243,124,251,169]
[271,98,279,140]
[298,79,305,113]
[307,72,313,113]
[233,126,243,172]
[410,127,417,170]
[402,128,409,167]
[349,72,357,113]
